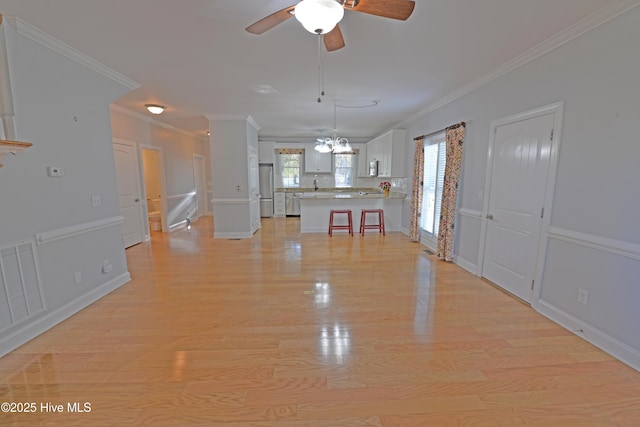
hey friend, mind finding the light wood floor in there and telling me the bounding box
[1,216,640,426]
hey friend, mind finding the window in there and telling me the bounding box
[279,153,301,187]
[334,154,354,188]
[420,132,446,236]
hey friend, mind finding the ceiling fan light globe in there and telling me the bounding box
[295,0,344,35]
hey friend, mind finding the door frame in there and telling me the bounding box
[193,154,208,218]
[112,138,145,247]
[478,102,564,306]
[139,144,168,236]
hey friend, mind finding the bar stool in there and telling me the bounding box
[328,210,353,236]
[360,209,385,235]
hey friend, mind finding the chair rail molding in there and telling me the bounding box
[35,216,124,246]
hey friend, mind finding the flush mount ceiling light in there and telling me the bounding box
[295,0,344,35]
[145,104,165,115]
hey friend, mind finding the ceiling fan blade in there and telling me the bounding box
[245,5,296,34]
[350,0,415,21]
[323,24,345,52]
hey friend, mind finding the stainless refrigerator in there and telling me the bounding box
[259,164,274,217]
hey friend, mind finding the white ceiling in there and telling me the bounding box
[0,0,620,142]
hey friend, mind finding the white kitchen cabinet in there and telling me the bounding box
[366,129,406,177]
[357,145,369,177]
[366,138,382,171]
[304,148,332,173]
[258,141,275,164]
[274,192,286,217]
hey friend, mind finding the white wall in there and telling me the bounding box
[209,116,259,238]
[110,108,208,230]
[404,6,640,369]
[0,19,134,355]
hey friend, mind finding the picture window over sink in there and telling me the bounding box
[278,152,301,188]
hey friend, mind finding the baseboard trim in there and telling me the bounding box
[0,272,131,357]
[536,299,640,372]
[213,231,254,239]
[453,255,480,276]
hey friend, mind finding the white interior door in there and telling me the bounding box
[482,112,555,302]
[113,140,144,248]
[193,155,206,218]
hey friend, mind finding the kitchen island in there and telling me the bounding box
[297,190,406,233]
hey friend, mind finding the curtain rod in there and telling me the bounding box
[413,121,466,141]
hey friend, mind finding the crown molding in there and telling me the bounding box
[110,104,207,141]
[6,16,140,90]
[399,0,640,128]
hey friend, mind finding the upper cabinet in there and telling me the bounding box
[356,144,369,177]
[258,141,275,164]
[366,129,406,177]
[304,147,332,173]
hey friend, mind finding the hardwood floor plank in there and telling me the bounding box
[0,217,639,426]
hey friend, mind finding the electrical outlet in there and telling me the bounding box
[577,288,589,305]
[74,271,82,284]
[91,195,101,207]
[47,166,64,177]
[101,258,112,274]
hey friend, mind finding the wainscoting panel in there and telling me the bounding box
[0,240,45,332]
[454,208,483,275]
[537,227,640,370]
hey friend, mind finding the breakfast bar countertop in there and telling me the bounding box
[275,187,406,200]
[297,191,406,200]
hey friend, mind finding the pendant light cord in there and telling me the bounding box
[317,35,325,103]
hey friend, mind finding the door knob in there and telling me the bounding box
[486,214,493,220]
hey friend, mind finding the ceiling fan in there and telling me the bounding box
[245,0,415,52]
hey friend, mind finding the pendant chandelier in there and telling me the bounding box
[315,103,353,154]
